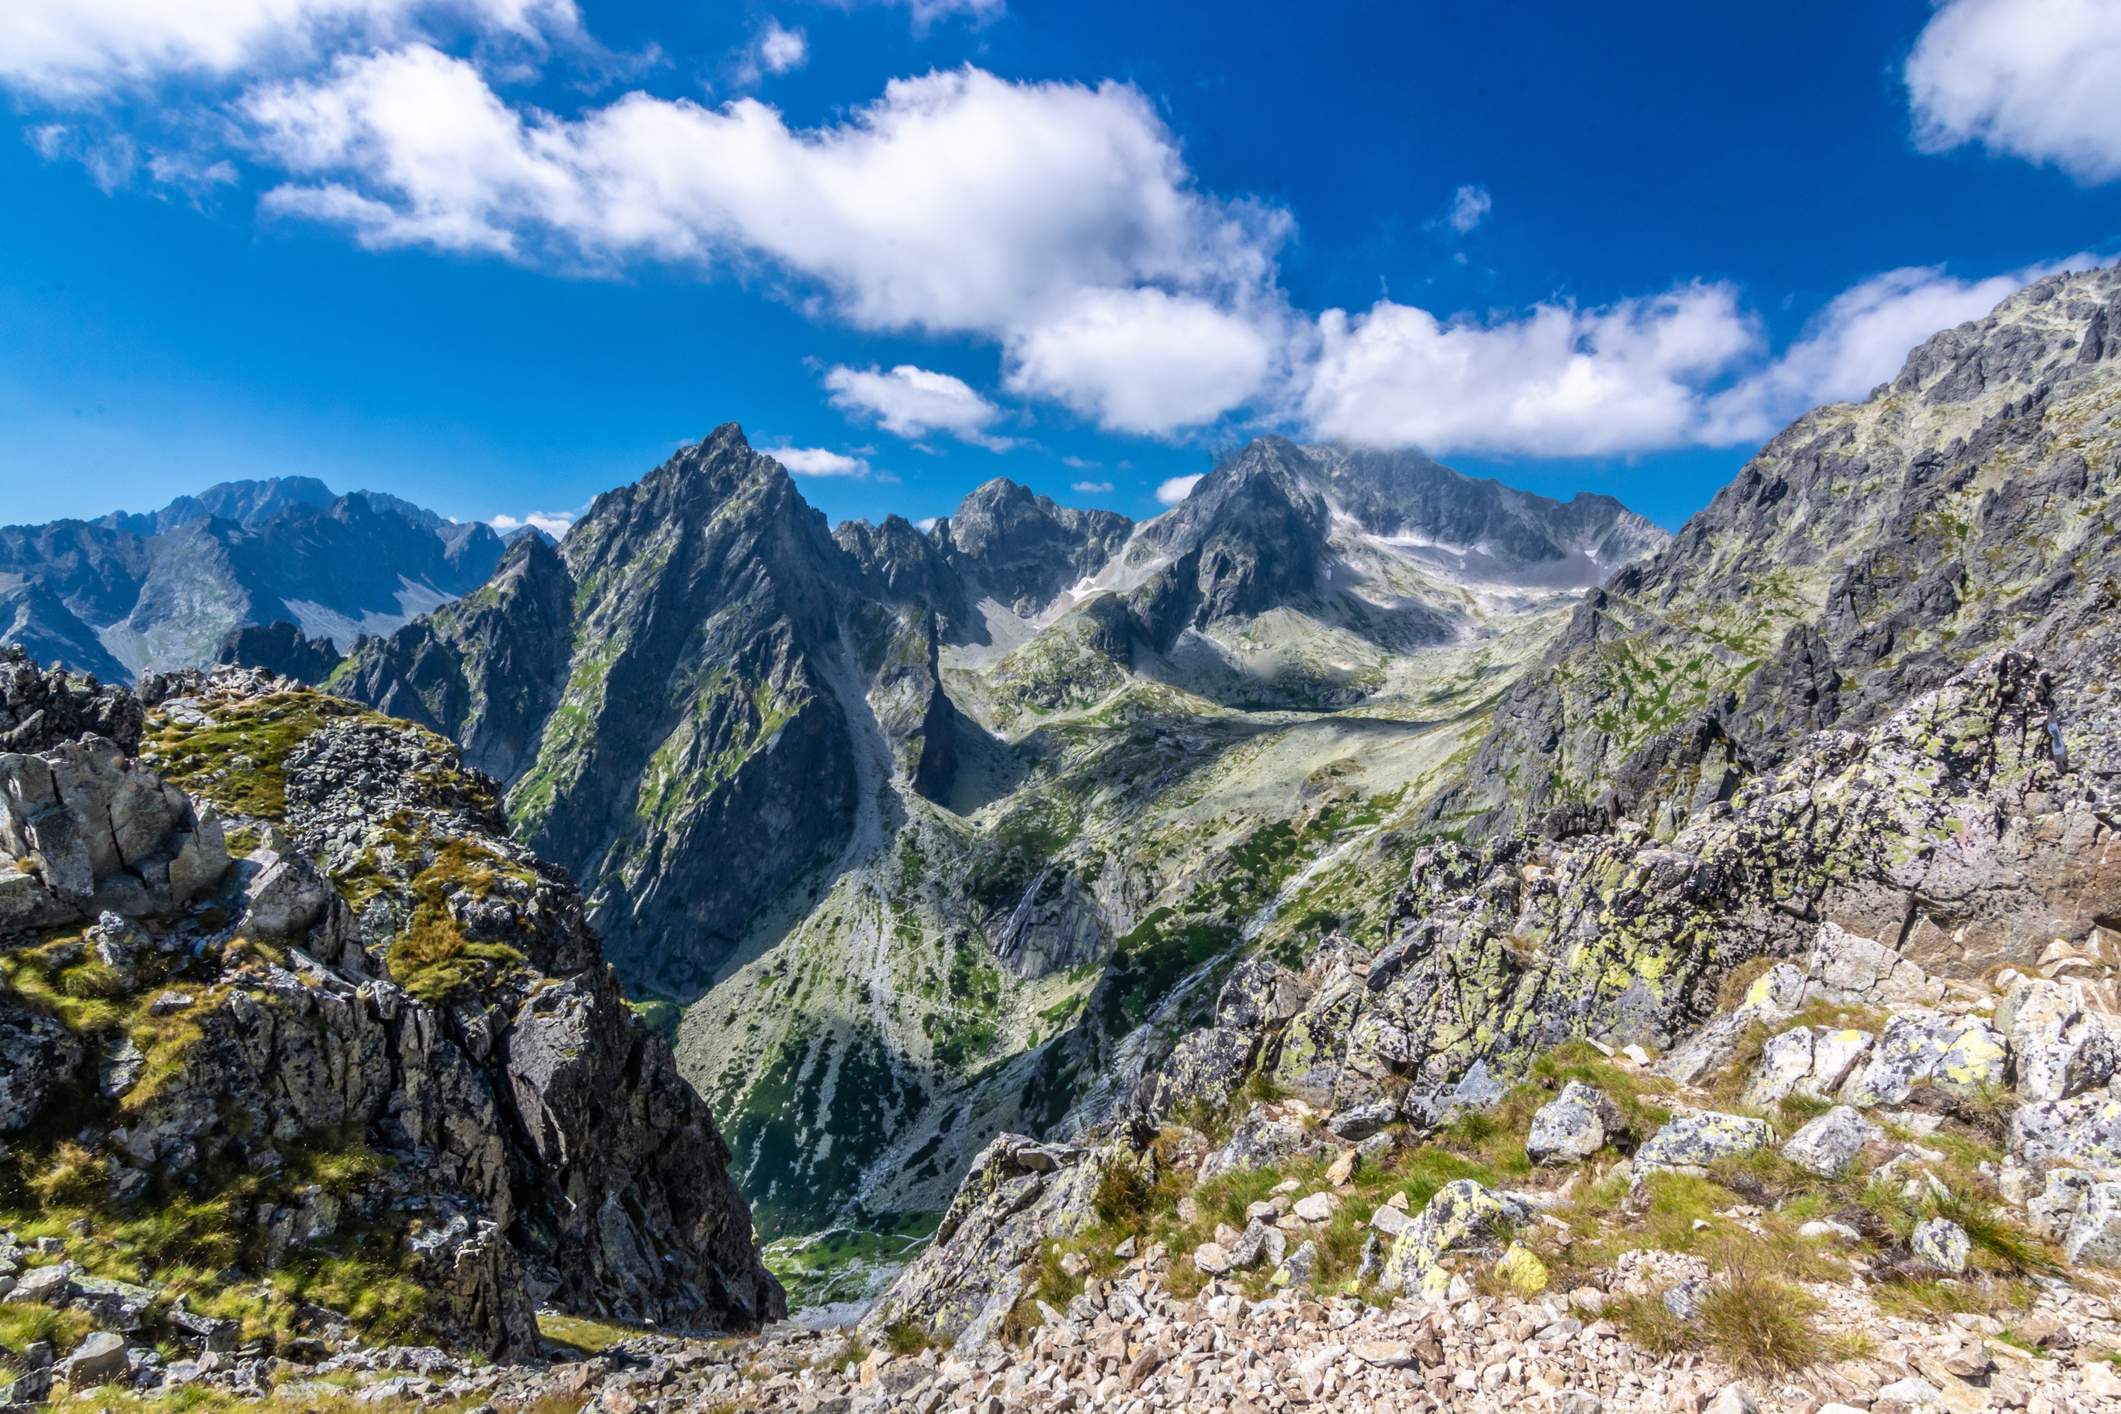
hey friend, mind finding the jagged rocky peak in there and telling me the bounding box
[1140,434,1667,591]
[933,477,1134,616]
[1441,260,2121,839]
[0,658,780,1372]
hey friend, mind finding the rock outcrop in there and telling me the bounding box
[0,662,780,1370]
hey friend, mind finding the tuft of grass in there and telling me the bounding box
[882,1319,948,1357]
[1615,1242,1829,1376]
[537,1310,656,1357]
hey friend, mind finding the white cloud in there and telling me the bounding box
[757,19,806,73]
[1703,255,2098,440]
[0,0,577,98]
[824,363,1013,449]
[1002,286,1281,435]
[239,54,1289,434]
[1303,283,1761,457]
[1445,184,1491,234]
[1907,0,2121,182]
[490,508,574,536]
[24,122,139,191]
[765,445,870,477]
[891,0,1004,28]
[736,18,806,86]
[1070,479,1114,493]
[1155,473,1202,506]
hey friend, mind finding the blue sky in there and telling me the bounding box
[3,0,2118,535]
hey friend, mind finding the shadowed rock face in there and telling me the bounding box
[1439,262,2121,840]
[0,663,781,1361]
[215,620,344,684]
[931,478,1134,621]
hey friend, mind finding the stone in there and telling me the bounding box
[56,1331,128,1387]
[1350,1341,1417,1369]
[1840,1012,2008,1107]
[1703,1383,1759,1414]
[1634,1110,1775,1171]
[1193,1242,1233,1276]
[1745,1026,1876,1107]
[2012,1090,2121,1168]
[2061,1181,2121,1265]
[1380,1180,1532,1297]
[3,1262,73,1305]
[1781,1105,1883,1177]
[1876,1376,1943,1406]
[1494,1242,1548,1295]
[1291,1192,1340,1223]
[1804,922,1944,1008]
[1910,1217,1972,1274]
[1997,978,2119,1102]
[1526,1081,1621,1165]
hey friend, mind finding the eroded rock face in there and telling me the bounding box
[1216,653,2113,1120]
[0,666,781,1360]
[858,1134,1101,1351]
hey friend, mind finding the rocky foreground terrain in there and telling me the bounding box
[0,650,778,1408]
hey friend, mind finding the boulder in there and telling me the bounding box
[0,1001,83,1134]
[56,1331,128,1387]
[1198,1106,1314,1183]
[1802,922,1943,1008]
[1525,1081,1621,1165]
[1635,1110,1775,1171]
[1839,1011,2007,1107]
[1780,1106,1882,1178]
[1216,957,1312,1033]
[1743,1026,1874,1107]
[1380,1180,1532,1297]
[1137,1025,1259,1123]
[1996,978,2119,1102]
[1910,1217,1972,1274]
[2010,1088,2121,1168]
[2062,1181,2121,1266]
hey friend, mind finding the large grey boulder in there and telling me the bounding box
[55,1331,128,1387]
[1801,922,1944,1008]
[1380,1180,1533,1297]
[1136,1025,1257,1122]
[1780,1106,1882,1178]
[1743,1025,1875,1107]
[1635,1110,1776,1171]
[1526,1081,1621,1165]
[1997,978,2119,1102]
[2062,1181,2121,1266]
[1839,1011,2007,1107]
[2009,1087,2121,1168]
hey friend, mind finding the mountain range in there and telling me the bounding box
[310,427,1666,1238]
[0,475,506,680]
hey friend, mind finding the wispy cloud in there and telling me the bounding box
[764,445,871,477]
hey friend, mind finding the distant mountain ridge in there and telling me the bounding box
[0,476,505,679]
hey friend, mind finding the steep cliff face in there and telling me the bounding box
[0,658,780,1364]
[329,533,574,781]
[932,479,1133,623]
[1439,263,2121,840]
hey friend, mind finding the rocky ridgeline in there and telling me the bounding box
[0,661,777,1406]
[834,650,2121,1412]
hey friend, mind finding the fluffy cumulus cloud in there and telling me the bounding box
[1907,0,2121,182]
[1303,284,1762,457]
[0,0,576,98]
[764,445,870,477]
[1155,473,1202,506]
[231,54,1289,434]
[824,363,1013,448]
[1002,287,1281,435]
[489,508,574,536]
